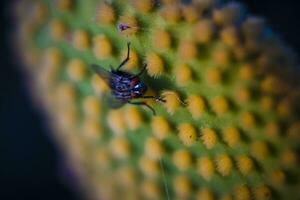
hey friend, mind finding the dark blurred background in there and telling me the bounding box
[0,0,299,200]
[0,1,81,200]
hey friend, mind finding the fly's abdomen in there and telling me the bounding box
[112,89,132,100]
[110,74,131,90]
[109,74,134,100]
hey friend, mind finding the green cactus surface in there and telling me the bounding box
[16,0,300,199]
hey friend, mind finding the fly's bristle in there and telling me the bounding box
[49,19,66,41]
[91,74,109,94]
[174,63,192,86]
[201,128,218,149]
[96,3,115,25]
[107,110,126,135]
[132,0,154,13]
[197,157,215,181]
[55,0,73,12]
[139,155,159,178]
[67,58,86,82]
[196,188,214,200]
[182,6,198,23]
[144,137,164,160]
[82,118,102,141]
[220,26,239,47]
[222,127,241,148]
[216,154,233,176]
[254,185,271,200]
[72,30,89,51]
[206,68,221,86]
[152,29,171,50]
[146,52,164,77]
[160,4,182,23]
[177,123,197,146]
[93,35,112,59]
[121,48,139,70]
[141,179,161,200]
[124,106,142,130]
[110,136,130,159]
[270,169,286,187]
[211,96,229,115]
[172,149,192,171]
[151,116,171,140]
[251,141,269,161]
[162,91,181,114]
[187,95,206,119]
[238,64,254,81]
[280,149,297,168]
[118,15,138,36]
[194,20,214,43]
[178,40,198,60]
[82,96,101,118]
[234,186,251,200]
[240,111,256,129]
[173,175,192,198]
[236,155,254,176]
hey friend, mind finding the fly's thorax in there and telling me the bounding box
[109,71,132,91]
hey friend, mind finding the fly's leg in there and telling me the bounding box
[131,63,147,78]
[128,101,156,115]
[117,42,131,71]
[140,95,166,103]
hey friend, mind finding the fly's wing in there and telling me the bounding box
[92,64,125,108]
[91,64,111,84]
[104,93,126,108]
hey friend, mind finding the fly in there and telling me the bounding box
[91,42,165,115]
